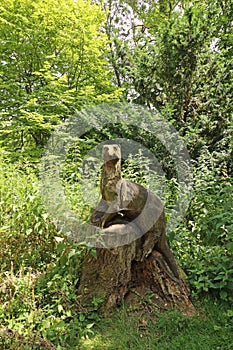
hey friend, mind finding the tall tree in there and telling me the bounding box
[0,0,122,159]
[102,0,232,170]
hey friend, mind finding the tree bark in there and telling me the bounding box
[77,144,195,315]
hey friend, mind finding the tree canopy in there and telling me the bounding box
[104,0,232,168]
[0,0,122,159]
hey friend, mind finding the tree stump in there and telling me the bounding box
[78,144,195,315]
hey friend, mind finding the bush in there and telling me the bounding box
[172,151,233,301]
[0,158,101,348]
[0,159,57,270]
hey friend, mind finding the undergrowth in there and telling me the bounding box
[0,153,232,349]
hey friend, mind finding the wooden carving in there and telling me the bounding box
[78,144,195,315]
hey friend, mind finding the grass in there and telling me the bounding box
[1,272,232,350]
[80,299,233,350]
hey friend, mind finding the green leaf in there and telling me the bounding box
[58,304,63,313]
[86,323,95,329]
[56,242,66,254]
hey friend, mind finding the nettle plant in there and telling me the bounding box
[0,159,57,270]
[0,158,101,348]
[172,152,233,301]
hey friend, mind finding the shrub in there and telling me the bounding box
[172,151,233,301]
[0,159,57,270]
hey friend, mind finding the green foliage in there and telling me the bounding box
[0,158,100,348]
[0,159,57,270]
[187,153,233,245]
[79,300,233,350]
[0,0,122,161]
[172,152,233,301]
[104,0,233,171]
[0,242,99,349]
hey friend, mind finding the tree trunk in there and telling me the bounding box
[77,144,195,315]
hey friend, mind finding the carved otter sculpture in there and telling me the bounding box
[91,144,181,280]
[78,144,195,314]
